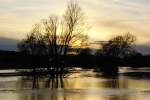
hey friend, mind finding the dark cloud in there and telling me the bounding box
[134,44,150,55]
[0,37,19,51]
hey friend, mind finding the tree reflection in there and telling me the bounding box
[17,69,134,100]
[30,69,68,89]
[44,75,65,89]
[20,74,68,100]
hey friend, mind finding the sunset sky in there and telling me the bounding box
[0,0,150,52]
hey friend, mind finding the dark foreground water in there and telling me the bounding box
[0,67,150,100]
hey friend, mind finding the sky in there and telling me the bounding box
[0,0,150,53]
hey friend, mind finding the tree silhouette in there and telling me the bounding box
[18,1,88,58]
[18,24,47,55]
[96,33,139,58]
[17,1,88,74]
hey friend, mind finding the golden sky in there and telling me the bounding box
[0,0,150,45]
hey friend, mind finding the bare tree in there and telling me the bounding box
[18,24,47,55]
[62,1,85,55]
[18,1,88,59]
[96,33,138,58]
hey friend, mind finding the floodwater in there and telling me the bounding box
[0,68,150,100]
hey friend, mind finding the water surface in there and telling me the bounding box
[0,68,150,100]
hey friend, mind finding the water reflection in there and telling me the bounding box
[18,72,130,100]
[20,91,67,100]
[20,74,67,89]
[45,75,65,89]
[0,69,150,100]
[20,75,67,100]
